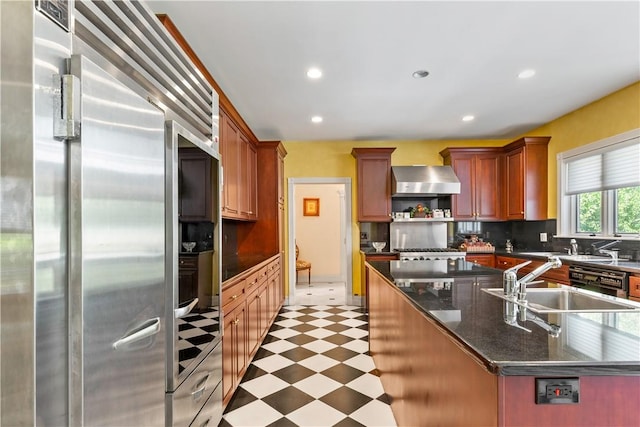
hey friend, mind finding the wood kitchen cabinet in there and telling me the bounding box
[629,275,640,302]
[238,141,287,256]
[220,109,258,221]
[495,255,521,270]
[503,136,550,220]
[222,299,247,406]
[466,254,496,268]
[351,147,396,222]
[178,148,215,222]
[495,255,569,284]
[440,148,502,221]
[239,133,258,220]
[221,255,283,408]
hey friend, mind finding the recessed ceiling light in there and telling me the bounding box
[518,69,536,79]
[412,70,430,79]
[462,115,475,122]
[306,68,322,79]
[311,116,323,123]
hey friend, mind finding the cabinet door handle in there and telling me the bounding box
[231,294,238,300]
[233,318,239,325]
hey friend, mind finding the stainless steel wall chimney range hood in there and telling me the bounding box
[391,166,461,196]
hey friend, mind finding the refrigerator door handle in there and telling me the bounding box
[112,317,161,350]
[175,298,199,319]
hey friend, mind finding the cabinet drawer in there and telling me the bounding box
[629,276,640,299]
[495,256,521,269]
[180,256,198,269]
[190,381,222,427]
[257,265,269,285]
[267,260,280,277]
[245,270,261,292]
[222,279,245,309]
[168,343,222,427]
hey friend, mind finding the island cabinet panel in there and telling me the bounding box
[351,148,396,222]
[368,265,498,427]
[499,376,640,426]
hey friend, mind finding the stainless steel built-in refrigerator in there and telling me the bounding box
[1,1,219,425]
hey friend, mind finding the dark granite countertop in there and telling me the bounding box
[222,253,276,283]
[495,250,640,274]
[367,259,640,376]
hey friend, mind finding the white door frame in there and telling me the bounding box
[287,177,354,305]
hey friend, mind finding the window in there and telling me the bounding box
[558,129,640,238]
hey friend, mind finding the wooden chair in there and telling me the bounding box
[295,244,311,284]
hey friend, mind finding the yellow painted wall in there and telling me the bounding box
[281,81,640,296]
[517,82,640,217]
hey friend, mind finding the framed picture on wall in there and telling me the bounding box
[303,198,320,216]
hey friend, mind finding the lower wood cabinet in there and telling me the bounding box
[466,254,496,268]
[629,275,640,302]
[222,300,247,406]
[221,255,283,407]
[495,255,569,285]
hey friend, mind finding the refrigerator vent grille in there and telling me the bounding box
[72,0,217,141]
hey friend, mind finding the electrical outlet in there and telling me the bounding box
[546,384,572,398]
[540,232,548,242]
[536,378,579,404]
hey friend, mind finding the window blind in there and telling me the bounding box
[566,137,640,195]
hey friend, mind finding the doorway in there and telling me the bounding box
[287,178,353,306]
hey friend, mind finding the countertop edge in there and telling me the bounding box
[366,260,640,377]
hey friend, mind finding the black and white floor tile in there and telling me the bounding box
[177,309,219,374]
[220,305,397,427]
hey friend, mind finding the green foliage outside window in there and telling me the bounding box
[577,186,640,234]
[616,186,640,234]
[577,192,601,233]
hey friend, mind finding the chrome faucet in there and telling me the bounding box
[569,239,578,255]
[592,240,621,260]
[503,300,561,337]
[503,256,563,303]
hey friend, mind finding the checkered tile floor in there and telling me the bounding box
[177,309,220,374]
[220,305,397,427]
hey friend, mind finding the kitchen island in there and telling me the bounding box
[366,260,640,427]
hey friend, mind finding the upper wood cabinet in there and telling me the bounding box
[220,108,257,221]
[351,148,396,222]
[441,136,550,221]
[237,141,287,256]
[503,136,550,220]
[440,148,502,221]
[239,134,258,220]
[178,147,214,222]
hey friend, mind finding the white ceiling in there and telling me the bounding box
[146,1,640,142]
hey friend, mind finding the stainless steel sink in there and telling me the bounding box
[483,287,640,313]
